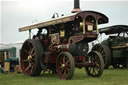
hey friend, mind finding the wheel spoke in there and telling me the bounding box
[66,68,70,71]
[92,67,96,75]
[66,64,70,68]
[31,58,35,62]
[61,68,64,73]
[24,49,29,54]
[95,66,100,72]
[59,57,63,65]
[94,68,98,74]
[65,60,69,65]
[27,43,32,49]
[63,56,66,64]
[63,69,67,77]
[100,51,104,55]
[31,52,36,57]
[30,48,34,55]
[30,66,33,73]
[23,59,29,62]
[91,56,99,75]
[30,63,34,73]
[26,63,31,71]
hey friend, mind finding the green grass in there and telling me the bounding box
[0,68,128,85]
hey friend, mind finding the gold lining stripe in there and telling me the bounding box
[96,21,98,33]
[83,19,86,34]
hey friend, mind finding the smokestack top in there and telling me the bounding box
[72,0,81,13]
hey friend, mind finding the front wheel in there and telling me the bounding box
[85,51,104,77]
[56,52,75,80]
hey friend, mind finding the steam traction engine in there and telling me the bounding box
[19,0,108,79]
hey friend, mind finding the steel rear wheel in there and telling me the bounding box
[92,44,111,69]
[20,39,42,76]
[56,52,75,80]
[85,51,104,77]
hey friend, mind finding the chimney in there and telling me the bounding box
[72,0,81,13]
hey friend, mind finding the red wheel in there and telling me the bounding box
[56,52,75,80]
[85,51,104,77]
[20,39,42,76]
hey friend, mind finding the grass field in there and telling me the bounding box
[0,68,128,85]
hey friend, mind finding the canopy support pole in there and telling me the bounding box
[29,30,31,39]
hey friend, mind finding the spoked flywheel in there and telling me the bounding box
[85,51,104,77]
[56,52,75,80]
[20,39,42,76]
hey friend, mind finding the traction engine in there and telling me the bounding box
[19,0,108,79]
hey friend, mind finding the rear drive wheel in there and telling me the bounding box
[85,51,104,77]
[20,39,42,76]
[92,44,111,69]
[56,52,75,80]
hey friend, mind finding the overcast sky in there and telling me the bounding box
[1,0,128,43]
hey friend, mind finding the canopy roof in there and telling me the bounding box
[19,11,108,32]
[99,25,128,35]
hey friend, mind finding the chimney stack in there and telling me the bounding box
[72,0,81,13]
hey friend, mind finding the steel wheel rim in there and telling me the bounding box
[21,41,36,75]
